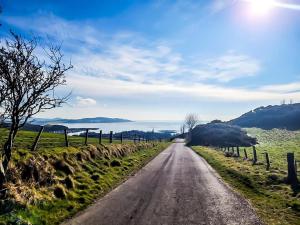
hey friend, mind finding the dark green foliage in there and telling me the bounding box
[188,122,257,147]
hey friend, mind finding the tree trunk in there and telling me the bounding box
[0,123,17,191]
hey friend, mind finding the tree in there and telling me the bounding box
[0,32,72,189]
[184,113,199,132]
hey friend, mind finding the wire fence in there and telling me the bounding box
[216,146,300,184]
[0,127,164,151]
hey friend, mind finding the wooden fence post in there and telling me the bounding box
[265,152,270,171]
[120,133,123,143]
[252,146,257,165]
[99,130,102,144]
[287,153,298,184]
[64,129,69,147]
[109,131,113,143]
[237,147,240,157]
[85,129,89,145]
[244,148,248,159]
[31,126,44,151]
[139,136,141,142]
[231,147,235,154]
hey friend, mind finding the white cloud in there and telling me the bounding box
[68,74,300,102]
[75,96,97,107]
[260,82,300,93]
[195,52,261,82]
[4,14,260,85]
[5,13,300,121]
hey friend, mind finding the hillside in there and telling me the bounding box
[229,103,300,130]
[30,117,133,125]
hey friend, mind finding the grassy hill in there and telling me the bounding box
[192,128,300,225]
[229,103,300,130]
[0,129,170,225]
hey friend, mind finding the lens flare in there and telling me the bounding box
[248,0,275,17]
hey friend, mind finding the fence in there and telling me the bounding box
[0,127,165,151]
[217,146,299,184]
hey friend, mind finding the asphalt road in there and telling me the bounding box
[64,140,262,225]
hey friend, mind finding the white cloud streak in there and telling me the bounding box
[75,96,97,107]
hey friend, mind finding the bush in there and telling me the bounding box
[188,122,257,147]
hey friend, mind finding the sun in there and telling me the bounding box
[247,0,275,17]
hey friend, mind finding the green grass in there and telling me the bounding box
[192,128,300,225]
[0,128,128,150]
[0,128,170,225]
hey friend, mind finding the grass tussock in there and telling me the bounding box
[0,141,169,225]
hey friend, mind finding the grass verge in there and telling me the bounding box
[192,128,300,225]
[0,142,170,225]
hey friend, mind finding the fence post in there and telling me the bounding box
[31,126,44,151]
[120,133,123,144]
[85,129,89,146]
[64,129,69,147]
[287,153,298,184]
[231,147,235,154]
[99,130,102,144]
[244,148,248,159]
[139,136,141,142]
[265,152,270,171]
[109,131,113,143]
[252,146,257,165]
[237,147,240,157]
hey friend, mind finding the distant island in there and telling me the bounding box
[30,117,133,125]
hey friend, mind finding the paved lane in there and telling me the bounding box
[64,141,262,225]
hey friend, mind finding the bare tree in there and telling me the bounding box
[180,124,185,134]
[0,32,72,189]
[184,113,199,132]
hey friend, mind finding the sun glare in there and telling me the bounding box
[247,0,275,17]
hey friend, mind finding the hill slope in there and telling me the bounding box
[229,103,300,130]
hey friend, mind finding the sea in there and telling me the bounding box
[59,120,183,134]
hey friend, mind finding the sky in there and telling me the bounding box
[1,0,300,121]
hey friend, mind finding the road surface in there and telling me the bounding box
[64,140,262,225]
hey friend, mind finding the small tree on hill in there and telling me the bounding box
[0,32,72,190]
[184,113,199,132]
[184,113,199,142]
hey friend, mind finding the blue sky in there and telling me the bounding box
[1,0,300,121]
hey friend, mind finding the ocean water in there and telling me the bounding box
[60,120,183,134]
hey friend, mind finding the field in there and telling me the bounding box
[0,128,170,225]
[192,128,300,225]
[0,128,126,150]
